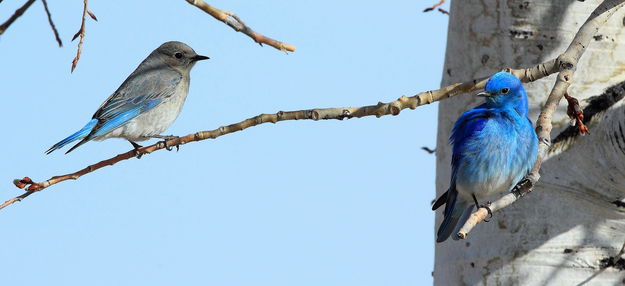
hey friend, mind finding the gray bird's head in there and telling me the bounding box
[154,41,209,71]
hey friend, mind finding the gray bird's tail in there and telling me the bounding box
[434,189,474,242]
[45,119,98,154]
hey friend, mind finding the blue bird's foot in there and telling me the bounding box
[472,194,493,222]
[152,135,180,152]
[128,140,145,159]
[511,177,532,195]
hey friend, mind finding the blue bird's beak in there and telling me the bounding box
[477,91,493,97]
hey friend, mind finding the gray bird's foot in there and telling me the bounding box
[472,194,493,222]
[128,140,145,159]
[151,135,180,152]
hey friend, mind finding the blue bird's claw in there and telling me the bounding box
[511,177,533,196]
[472,194,493,222]
[481,202,493,222]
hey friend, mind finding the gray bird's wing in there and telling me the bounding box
[94,66,183,121]
[84,66,184,138]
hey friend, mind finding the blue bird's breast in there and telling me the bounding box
[452,107,537,200]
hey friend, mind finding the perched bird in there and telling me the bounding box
[46,41,209,155]
[432,72,538,242]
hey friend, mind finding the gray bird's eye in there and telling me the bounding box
[174,52,183,59]
[501,88,510,94]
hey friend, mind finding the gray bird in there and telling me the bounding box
[46,41,209,154]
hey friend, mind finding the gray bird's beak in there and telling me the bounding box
[192,55,210,61]
[477,91,492,97]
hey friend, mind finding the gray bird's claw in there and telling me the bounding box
[128,141,145,159]
[163,141,179,152]
[159,136,180,152]
[135,150,144,159]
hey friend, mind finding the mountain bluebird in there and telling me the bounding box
[46,41,209,155]
[432,72,538,242]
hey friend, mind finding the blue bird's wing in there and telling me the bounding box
[433,107,491,242]
[60,68,183,154]
[449,107,491,181]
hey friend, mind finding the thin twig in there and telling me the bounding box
[71,0,97,72]
[423,0,446,13]
[457,0,625,240]
[3,60,562,210]
[421,146,436,154]
[41,0,62,47]
[0,0,36,35]
[185,0,296,53]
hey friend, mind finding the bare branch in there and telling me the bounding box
[457,0,625,240]
[185,0,296,53]
[0,0,35,35]
[2,59,563,210]
[41,0,62,47]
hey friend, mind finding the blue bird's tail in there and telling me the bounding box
[435,190,474,242]
[45,119,98,154]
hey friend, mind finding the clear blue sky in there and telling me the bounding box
[0,1,447,285]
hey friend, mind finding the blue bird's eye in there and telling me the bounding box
[501,88,510,94]
[174,52,183,59]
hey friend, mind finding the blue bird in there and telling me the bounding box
[432,72,538,242]
[46,41,209,155]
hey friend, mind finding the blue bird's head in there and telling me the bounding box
[478,72,529,114]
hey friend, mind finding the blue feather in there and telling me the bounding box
[91,108,143,138]
[45,119,98,154]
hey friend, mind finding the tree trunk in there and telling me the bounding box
[434,1,625,285]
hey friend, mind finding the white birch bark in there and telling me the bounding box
[434,1,625,285]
